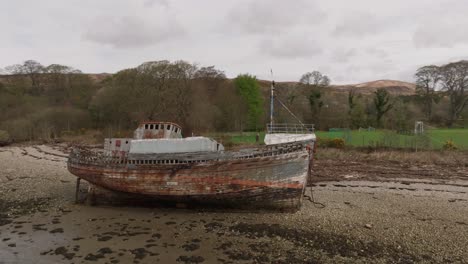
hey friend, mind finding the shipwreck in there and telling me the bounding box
[67,81,316,210]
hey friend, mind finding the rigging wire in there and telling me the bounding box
[275,96,305,127]
[303,187,326,209]
[273,80,325,208]
[303,149,325,209]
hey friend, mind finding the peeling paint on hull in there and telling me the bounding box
[68,143,312,210]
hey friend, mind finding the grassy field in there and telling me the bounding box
[318,129,468,150]
[209,129,468,150]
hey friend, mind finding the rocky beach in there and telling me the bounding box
[1,145,467,263]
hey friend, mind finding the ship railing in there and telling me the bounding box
[68,141,311,166]
[267,123,314,134]
[68,147,129,167]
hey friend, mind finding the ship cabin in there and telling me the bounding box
[134,121,182,139]
[104,122,184,156]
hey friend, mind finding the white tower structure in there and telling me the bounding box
[414,121,424,135]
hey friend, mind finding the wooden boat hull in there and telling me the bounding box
[68,144,312,210]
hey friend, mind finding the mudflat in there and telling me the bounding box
[1,145,467,263]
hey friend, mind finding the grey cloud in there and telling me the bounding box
[260,35,322,58]
[331,48,357,63]
[332,74,347,83]
[3,0,468,84]
[334,12,382,37]
[83,15,184,48]
[228,0,325,34]
[143,0,169,8]
[344,60,395,78]
[413,21,468,48]
[396,69,416,83]
[369,60,395,72]
[366,47,388,58]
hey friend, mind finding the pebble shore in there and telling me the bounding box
[1,145,467,263]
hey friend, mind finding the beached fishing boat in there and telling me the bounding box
[67,82,316,210]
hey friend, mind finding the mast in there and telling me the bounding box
[270,70,275,131]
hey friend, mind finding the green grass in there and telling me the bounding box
[206,132,266,145]
[230,132,266,144]
[317,129,468,150]
[208,129,468,150]
[428,129,468,149]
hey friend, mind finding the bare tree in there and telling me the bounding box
[168,60,198,128]
[102,60,199,129]
[194,66,226,79]
[45,64,81,74]
[134,60,173,120]
[299,71,331,128]
[438,61,468,126]
[44,64,83,105]
[300,71,330,87]
[5,60,45,95]
[415,65,441,121]
[373,88,393,127]
[348,89,357,115]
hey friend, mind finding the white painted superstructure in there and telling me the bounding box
[129,137,224,154]
[264,133,316,145]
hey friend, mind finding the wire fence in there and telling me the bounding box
[267,123,315,134]
[317,127,468,150]
[204,125,467,151]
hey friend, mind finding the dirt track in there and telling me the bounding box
[0,145,467,263]
[313,149,468,183]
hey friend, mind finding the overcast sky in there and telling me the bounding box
[1,0,468,84]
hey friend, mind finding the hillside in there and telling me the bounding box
[1,74,416,96]
[88,73,111,83]
[257,79,416,95]
[332,80,416,95]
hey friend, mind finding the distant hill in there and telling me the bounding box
[1,73,417,96]
[87,73,112,83]
[259,80,416,95]
[332,80,416,95]
[257,79,417,96]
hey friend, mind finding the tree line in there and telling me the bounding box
[0,59,467,143]
[415,60,468,126]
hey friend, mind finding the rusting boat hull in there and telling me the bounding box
[68,147,311,210]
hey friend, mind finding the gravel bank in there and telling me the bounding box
[0,145,467,263]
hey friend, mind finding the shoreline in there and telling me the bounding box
[1,145,467,263]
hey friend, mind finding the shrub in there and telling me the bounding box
[443,140,457,150]
[2,118,34,142]
[60,130,75,137]
[0,130,11,146]
[330,138,345,148]
[318,137,345,149]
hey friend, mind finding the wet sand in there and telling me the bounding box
[1,145,467,263]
